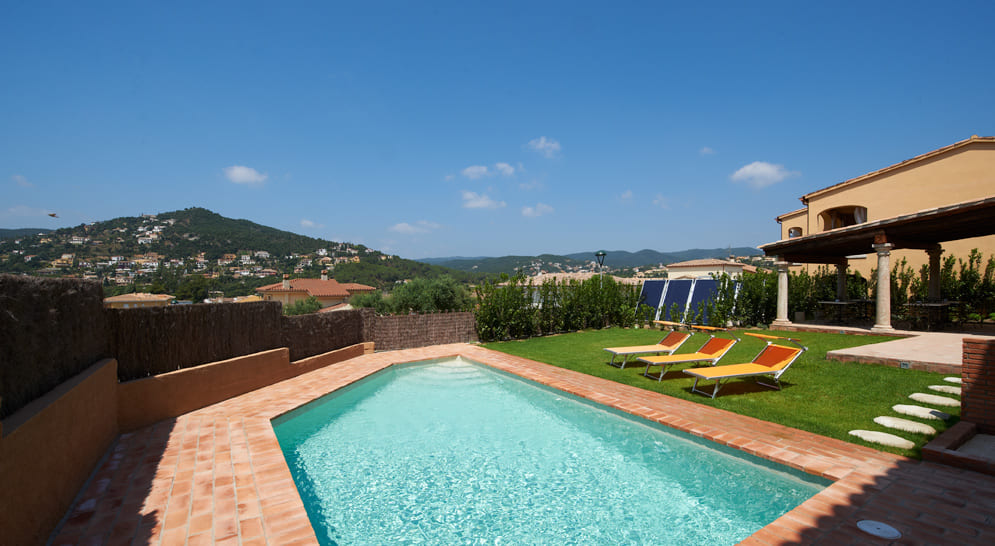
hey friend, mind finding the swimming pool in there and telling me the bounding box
[273,357,827,544]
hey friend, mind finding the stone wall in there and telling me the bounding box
[962,338,995,433]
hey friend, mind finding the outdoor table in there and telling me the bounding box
[818,300,864,324]
[904,301,958,330]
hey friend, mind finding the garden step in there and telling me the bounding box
[909,393,960,407]
[927,384,962,396]
[873,416,937,435]
[892,404,951,421]
[849,430,915,449]
[943,376,962,384]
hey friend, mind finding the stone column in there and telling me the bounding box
[836,259,848,301]
[872,243,895,332]
[927,245,943,302]
[771,261,792,327]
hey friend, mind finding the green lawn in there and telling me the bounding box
[482,327,960,458]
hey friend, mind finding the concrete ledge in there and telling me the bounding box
[118,343,374,432]
[825,352,962,374]
[922,421,995,476]
[0,358,119,546]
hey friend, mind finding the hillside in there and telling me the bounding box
[0,208,487,292]
[0,228,52,240]
[421,246,761,273]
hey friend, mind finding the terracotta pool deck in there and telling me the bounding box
[52,344,995,545]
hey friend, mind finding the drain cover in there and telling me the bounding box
[857,520,901,539]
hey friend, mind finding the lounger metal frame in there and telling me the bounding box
[638,328,741,381]
[687,334,808,399]
[605,323,690,369]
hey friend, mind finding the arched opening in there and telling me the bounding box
[788,227,803,238]
[820,206,867,231]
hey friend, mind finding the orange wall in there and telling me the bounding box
[118,342,373,432]
[0,342,375,543]
[0,359,120,546]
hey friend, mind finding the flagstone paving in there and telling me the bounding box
[51,343,995,545]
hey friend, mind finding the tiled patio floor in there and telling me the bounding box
[52,344,995,545]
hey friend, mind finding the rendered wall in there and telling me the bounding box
[0,359,119,546]
[778,142,995,276]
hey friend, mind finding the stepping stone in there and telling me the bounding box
[909,393,960,407]
[928,384,962,396]
[944,377,963,384]
[893,404,951,421]
[873,416,937,435]
[849,430,915,449]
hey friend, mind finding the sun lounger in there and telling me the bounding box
[637,326,740,381]
[683,332,807,398]
[603,328,691,369]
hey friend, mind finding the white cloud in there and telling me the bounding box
[699,146,716,156]
[495,162,515,176]
[223,165,268,185]
[300,219,324,229]
[730,161,799,189]
[444,174,455,181]
[519,179,543,191]
[521,203,554,217]
[461,165,490,180]
[527,136,561,158]
[12,174,32,187]
[652,194,669,208]
[620,189,633,200]
[389,220,442,234]
[461,191,506,209]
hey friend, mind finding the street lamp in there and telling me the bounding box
[595,251,607,286]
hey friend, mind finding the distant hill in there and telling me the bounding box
[563,247,761,268]
[420,247,761,273]
[0,228,52,240]
[0,207,488,290]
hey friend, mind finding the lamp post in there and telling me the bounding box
[595,251,607,287]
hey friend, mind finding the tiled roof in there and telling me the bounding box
[256,278,351,298]
[667,259,742,268]
[340,283,376,292]
[103,292,174,303]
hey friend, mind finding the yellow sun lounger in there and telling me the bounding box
[637,326,740,381]
[603,328,691,369]
[683,332,807,398]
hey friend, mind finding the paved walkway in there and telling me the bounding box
[51,344,995,545]
[825,330,995,374]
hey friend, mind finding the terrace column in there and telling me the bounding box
[771,261,792,327]
[871,243,895,332]
[927,245,943,302]
[836,259,848,300]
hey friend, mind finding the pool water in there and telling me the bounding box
[273,358,827,545]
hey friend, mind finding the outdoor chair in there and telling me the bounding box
[683,332,807,398]
[603,325,691,369]
[637,325,740,381]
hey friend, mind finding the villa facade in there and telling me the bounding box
[776,135,995,277]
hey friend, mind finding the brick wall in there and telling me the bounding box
[962,338,995,433]
[370,311,477,351]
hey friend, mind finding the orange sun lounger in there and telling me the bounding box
[603,328,691,369]
[637,326,740,381]
[683,332,807,398]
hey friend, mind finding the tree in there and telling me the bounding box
[284,296,322,316]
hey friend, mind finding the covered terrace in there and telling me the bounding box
[759,195,995,332]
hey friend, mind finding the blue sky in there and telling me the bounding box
[2,1,993,260]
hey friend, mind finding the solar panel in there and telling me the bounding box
[660,279,693,321]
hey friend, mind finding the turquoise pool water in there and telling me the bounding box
[273,358,827,545]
